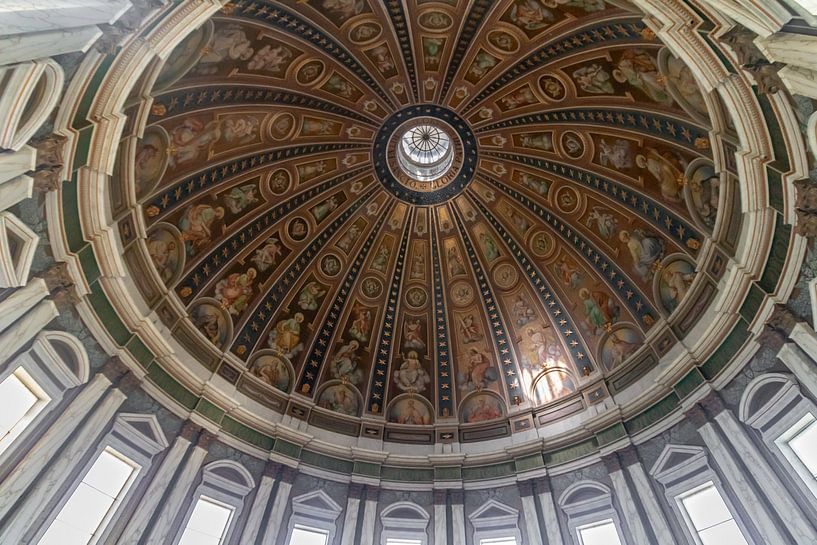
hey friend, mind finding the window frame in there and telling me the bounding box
[30,413,168,545]
[0,366,51,455]
[575,518,622,545]
[289,524,331,545]
[651,445,755,545]
[284,490,342,545]
[379,501,430,545]
[0,331,85,461]
[171,460,255,545]
[739,373,817,505]
[558,481,628,545]
[176,494,236,545]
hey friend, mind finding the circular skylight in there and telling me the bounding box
[397,124,454,182]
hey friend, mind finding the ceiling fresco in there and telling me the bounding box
[112,0,741,441]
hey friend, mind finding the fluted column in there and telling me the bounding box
[0,359,126,519]
[705,393,817,541]
[687,402,794,544]
[618,447,677,545]
[340,483,364,545]
[142,428,215,545]
[359,487,379,545]
[238,462,281,545]
[433,489,447,545]
[518,480,544,545]
[114,422,199,545]
[534,477,564,545]
[0,365,132,543]
[261,465,298,545]
[450,490,466,545]
[602,453,651,545]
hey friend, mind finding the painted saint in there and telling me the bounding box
[215,268,257,315]
[619,229,665,281]
[394,351,431,392]
[297,281,327,311]
[269,313,305,359]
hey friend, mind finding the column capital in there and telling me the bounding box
[281,465,299,484]
[601,453,622,473]
[449,489,464,505]
[179,420,200,441]
[433,489,448,505]
[365,486,379,502]
[349,482,365,499]
[685,403,710,428]
[101,356,129,382]
[699,390,727,416]
[533,476,552,494]
[518,479,535,497]
[618,445,641,468]
[264,461,282,478]
[197,429,218,450]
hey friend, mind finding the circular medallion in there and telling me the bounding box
[450,281,474,307]
[321,254,342,277]
[493,263,519,290]
[530,231,555,258]
[405,286,428,308]
[361,276,383,299]
[374,105,478,204]
[287,217,309,241]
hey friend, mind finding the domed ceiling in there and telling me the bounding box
[113,0,737,440]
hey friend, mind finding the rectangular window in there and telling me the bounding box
[480,538,518,545]
[577,519,623,545]
[0,368,49,454]
[679,482,749,545]
[787,414,817,479]
[386,539,423,545]
[289,525,329,545]
[38,447,139,545]
[177,496,235,545]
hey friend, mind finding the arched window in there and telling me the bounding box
[0,59,64,151]
[174,460,255,545]
[380,501,430,545]
[285,490,342,545]
[33,413,168,545]
[739,373,817,504]
[651,444,753,545]
[558,481,626,545]
[0,330,88,459]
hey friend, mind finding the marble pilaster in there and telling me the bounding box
[433,489,447,545]
[449,490,466,545]
[1,1,132,35]
[238,462,281,545]
[142,429,215,545]
[0,146,35,184]
[340,483,364,545]
[0,27,102,66]
[534,477,564,545]
[359,487,379,545]
[778,342,817,397]
[602,453,652,545]
[261,465,298,545]
[688,403,794,544]
[0,385,126,543]
[618,447,677,545]
[0,278,48,337]
[114,423,198,545]
[0,298,57,361]
[518,480,544,545]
